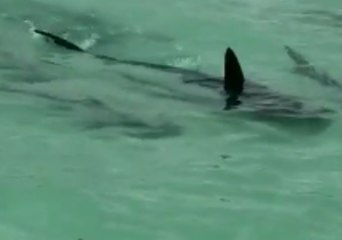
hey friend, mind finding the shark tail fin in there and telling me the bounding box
[224,47,245,110]
[34,29,85,52]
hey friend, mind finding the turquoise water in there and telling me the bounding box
[1,0,342,239]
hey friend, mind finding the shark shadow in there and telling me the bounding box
[0,85,183,139]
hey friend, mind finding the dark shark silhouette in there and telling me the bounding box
[284,45,342,90]
[32,29,334,126]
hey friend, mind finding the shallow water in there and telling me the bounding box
[1,0,342,239]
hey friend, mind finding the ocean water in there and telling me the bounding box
[1,0,342,239]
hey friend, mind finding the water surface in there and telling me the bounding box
[0,0,342,239]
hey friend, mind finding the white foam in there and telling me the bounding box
[79,33,100,50]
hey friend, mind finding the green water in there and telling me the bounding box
[0,0,342,239]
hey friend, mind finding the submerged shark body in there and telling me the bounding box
[31,29,334,130]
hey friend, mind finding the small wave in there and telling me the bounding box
[79,33,100,50]
[23,20,38,37]
[168,56,202,69]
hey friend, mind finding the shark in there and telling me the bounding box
[29,28,335,131]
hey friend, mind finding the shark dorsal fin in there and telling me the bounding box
[224,47,245,96]
[224,47,245,109]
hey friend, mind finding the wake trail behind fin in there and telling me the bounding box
[224,47,245,109]
[34,29,85,52]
